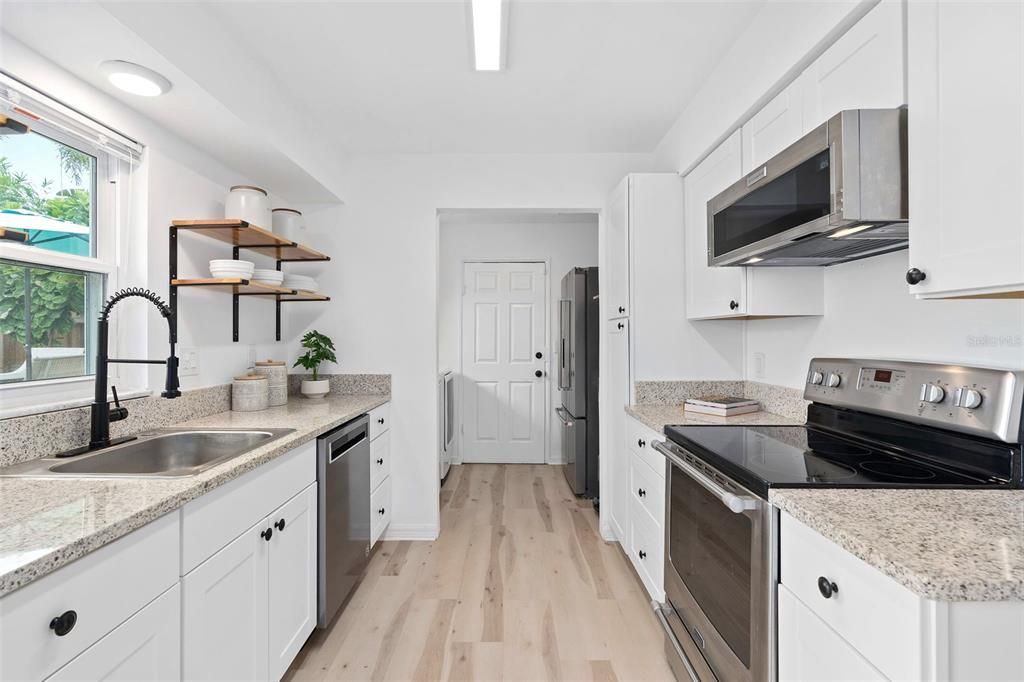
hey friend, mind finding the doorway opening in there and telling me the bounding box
[437,210,599,474]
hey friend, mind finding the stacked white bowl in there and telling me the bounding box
[283,274,318,292]
[252,269,284,286]
[209,259,255,280]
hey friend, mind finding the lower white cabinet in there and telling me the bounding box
[47,585,181,682]
[624,415,666,602]
[183,483,317,682]
[369,402,392,546]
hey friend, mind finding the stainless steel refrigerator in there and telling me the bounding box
[556,267,599,498]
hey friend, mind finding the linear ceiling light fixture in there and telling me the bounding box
[99,60,172,97]
[470,0,507,71]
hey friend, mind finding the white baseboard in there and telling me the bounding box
[382,523,439,541]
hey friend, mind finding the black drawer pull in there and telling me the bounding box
[49,610,77,637]
[261,527,273,541]
[378,417,385,425]
[817,576,839,599]
[637,438,645,448]
[274,518,286,532]
[638,488,646,497]
[618,306,625,314]
[638,550,647,560]
[729,300,739,310]
[377,458,384,465]
[378,507,386,515]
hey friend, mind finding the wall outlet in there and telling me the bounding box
[179,347,200,377]
[753,352,766,380]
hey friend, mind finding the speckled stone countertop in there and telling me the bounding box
[772,488,1024,601]
[0,393,388,597]
[625,404,804,434]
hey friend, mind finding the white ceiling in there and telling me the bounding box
[1,1,765,175]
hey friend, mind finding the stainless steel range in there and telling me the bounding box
[652,358,1024,682]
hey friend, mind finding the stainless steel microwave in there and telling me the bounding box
[707,108,908,267]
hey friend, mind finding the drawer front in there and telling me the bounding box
[370,430,391,492]
[627,417,666,479]
[629,495,664,601]
[182,440,315,574]
[0,513,179,681]
[370,476,391,546]
[630,451,665,526]
[780,513,922,681]
[369,402,391,441]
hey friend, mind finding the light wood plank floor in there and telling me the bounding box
[284,464,675,682]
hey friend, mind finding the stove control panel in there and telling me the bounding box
[805,358,1023,443]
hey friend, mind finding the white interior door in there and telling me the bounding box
[461,262,547,463]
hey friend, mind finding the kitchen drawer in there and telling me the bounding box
[780,512,922,681]
[0,513,179,682]
[371,430,391,492]
[626,417,665,479]
[181,440,315,574]
[370,476,391,546]
[369,402,390,441]
[629,495,664,601]
[630,451,665,526]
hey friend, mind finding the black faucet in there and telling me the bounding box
[59,288,180,457]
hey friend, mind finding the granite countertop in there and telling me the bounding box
[625,403,805,434]
[0,393,388,597]
[772,488,1024,602]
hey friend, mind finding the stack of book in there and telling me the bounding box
[684,396,762,417]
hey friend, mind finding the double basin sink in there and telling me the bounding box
[0,428,295,478]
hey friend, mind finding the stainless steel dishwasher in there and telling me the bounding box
[316,414,370,628]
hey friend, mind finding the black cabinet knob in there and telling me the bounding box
[906,268,927,285]
[638,488,646,497]
[261,527,273,541]
[378,417,385,425]
[817,576,839,599]
[535,370,543,378]
[729,300,739,310]
[377,458,384,465]
[618,306,625,314]
[274,518,286,532]
[637,438,645,448]
[49,610,77,637]
[638,550,647,560]
[617,322,624,330]
[378,507,386,515]
[535,351,543,359]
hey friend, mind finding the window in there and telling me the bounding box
[0,98,129,390]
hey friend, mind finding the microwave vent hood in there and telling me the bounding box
[707,108,908,267]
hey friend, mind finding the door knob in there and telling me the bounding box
[535,351,543,359]
[535,370,543,378]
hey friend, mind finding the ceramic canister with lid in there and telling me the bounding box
[226,185,271,229]
[253,359,288,407]
[232,374,269,412]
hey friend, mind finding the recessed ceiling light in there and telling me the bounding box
[470,0,506,71]
[99,60,172,97]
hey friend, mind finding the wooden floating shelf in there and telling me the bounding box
[171,277,295,296]
[171,219,330,261]
[280,291,331,302]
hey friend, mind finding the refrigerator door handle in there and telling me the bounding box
[558,299,571,391]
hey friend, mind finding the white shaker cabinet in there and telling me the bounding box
[741,80,805,175]
[368,402,392,546]
[907,0,1024,298]
[606,317,630,543]
[605,177,630,320]
[47,586,181,682]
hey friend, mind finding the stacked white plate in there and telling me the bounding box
[252,269,284,286]
[283,274,318,292]
[210,259,255,280]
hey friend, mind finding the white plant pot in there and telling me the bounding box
[301,378,330,400]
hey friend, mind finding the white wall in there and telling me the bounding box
[304,152,659,539]
[438,214,599,465]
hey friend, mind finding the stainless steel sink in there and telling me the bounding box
[0,428,295,478]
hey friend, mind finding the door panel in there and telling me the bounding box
[606,318,630,542]
[462,262,547,463]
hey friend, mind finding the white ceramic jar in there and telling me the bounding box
[232,374,269,412]
[253,360,288,406]
[271,208,305,242]
[225,185,271,229]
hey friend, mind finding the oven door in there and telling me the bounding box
[653,440,776,682]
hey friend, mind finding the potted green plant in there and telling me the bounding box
[293,329,337,399]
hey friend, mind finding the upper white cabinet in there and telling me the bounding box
[800,0,905,126]
[907,0,1024,298]
[605,177,630,320]
[742,81,805,175]
[685,132,823,320]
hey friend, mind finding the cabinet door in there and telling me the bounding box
[907,0,1024,297]
[778,585,886,682]
[47,586,180,682]
[605,177,630,319]
[801,0,905,127]
[182,522,269,682]
[685,131,746,319]
[742,81,804,174]
[606,318,630,542]
[268,484,318,682]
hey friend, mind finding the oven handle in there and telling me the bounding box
[653,602,700,682]
[653,441,759,514]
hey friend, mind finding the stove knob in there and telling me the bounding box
[919,383,945,404]
[826,373,842,388]
[809,371,824,385]
[954,387,983,409]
